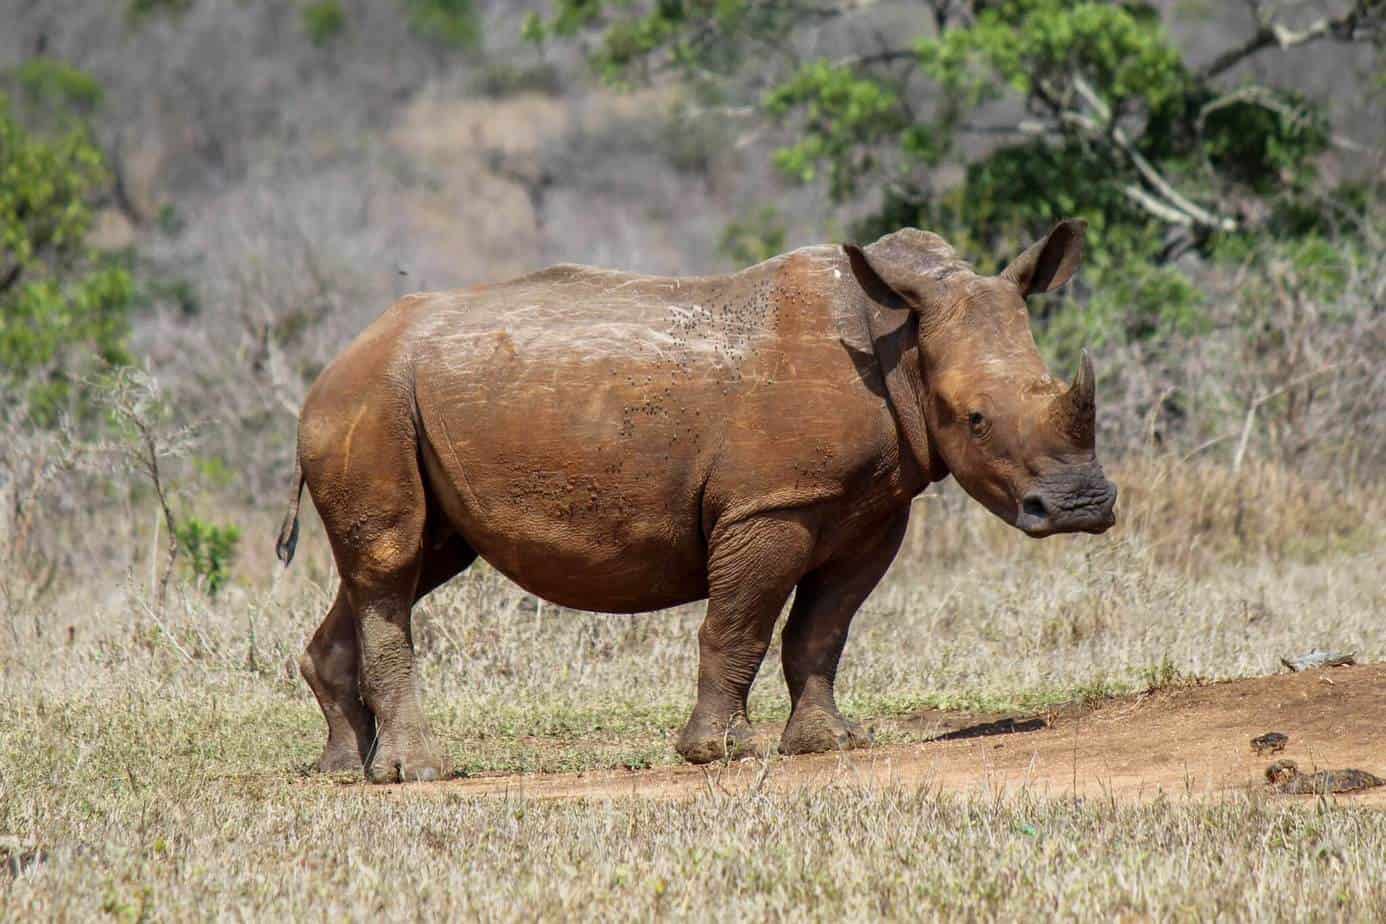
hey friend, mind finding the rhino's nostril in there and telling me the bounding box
[1021,495,1049,520]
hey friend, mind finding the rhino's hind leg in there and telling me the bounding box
[676,514,814,764]
[300,588,375,773]
[300,531,472,777]
[303,409,453,784]
[328,520,456,785]
[778,512,908,756]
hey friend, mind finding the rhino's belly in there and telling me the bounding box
[471,529,709,614]
[417,402,712,614]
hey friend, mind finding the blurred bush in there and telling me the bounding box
[0,63,133,422]
[406,0,481,48]
[301,0,348,47]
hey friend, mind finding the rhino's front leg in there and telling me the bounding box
[675,514,815,764]
[779,511,908,756]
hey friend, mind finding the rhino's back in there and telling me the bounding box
[404,247,888,611]
[412,255,814,370]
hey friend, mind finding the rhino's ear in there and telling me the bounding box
[843,229,956,313]
[844,243,910,312]
[1002,219,1087,296]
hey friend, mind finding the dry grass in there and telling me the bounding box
[6,781,1386,920]
[2,458,1384,919]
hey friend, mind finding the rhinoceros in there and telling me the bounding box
[276,219,1116,782]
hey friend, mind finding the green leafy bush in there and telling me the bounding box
[0,76,134,420]
[719,207,787,267]
[302,0,347,47]
[12,58,103,113]
[175,517,241,596]
[127,0,193,19]
[474,59,562,98]
[404,0,480,48]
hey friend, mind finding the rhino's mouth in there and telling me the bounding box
[1015,465,1117,537]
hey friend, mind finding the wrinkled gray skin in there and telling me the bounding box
[277,219,1117,782]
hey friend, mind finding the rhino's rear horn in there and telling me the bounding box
[1069,349,1094,408]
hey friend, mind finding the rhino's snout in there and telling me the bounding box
[1016,465,1117,538]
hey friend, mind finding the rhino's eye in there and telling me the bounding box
[968,411,988,437]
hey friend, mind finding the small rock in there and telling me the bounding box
[1280,650,1355,672]
[1251,732,1288,755]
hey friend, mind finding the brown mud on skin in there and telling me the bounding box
[332,664,1386,805]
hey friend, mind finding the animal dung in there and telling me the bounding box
[1265,759,1385,795]
[1250,732,1288,755]
[1265,759,1298,786]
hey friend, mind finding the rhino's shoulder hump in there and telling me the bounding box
[516,262,613,285]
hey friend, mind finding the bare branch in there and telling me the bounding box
[955,119,1051,137]
[1234,363,1351,473]
[1197,85,1310,132]
[108,129,146,227]
[1201,1,1383,79]
[832,48,917,68]
[1071,75,1238,232]
[89,368,199,612]
[1122,185,1195,226]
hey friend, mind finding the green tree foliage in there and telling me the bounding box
[1,61,134,420]
[527,0,1382,348]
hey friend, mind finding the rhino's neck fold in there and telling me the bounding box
[861,297,944,491]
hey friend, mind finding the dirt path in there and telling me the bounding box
[368,664,1386,805]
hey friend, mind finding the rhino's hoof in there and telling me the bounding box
[676,714,756,765]
[779,706,873,756]
[367,758,447,784]
[365,739,449,784]
[315,746,366,775]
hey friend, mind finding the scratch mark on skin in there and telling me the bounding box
[342,404,368,477]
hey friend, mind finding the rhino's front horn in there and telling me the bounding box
[1057,349,1096,446]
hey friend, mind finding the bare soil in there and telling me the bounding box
[363,664,1386,805]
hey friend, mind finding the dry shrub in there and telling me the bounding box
[899,455,1380,582]
[1096,217,1386,474]
[1112,456,1380,572]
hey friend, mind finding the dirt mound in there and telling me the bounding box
[373,664,1386,804]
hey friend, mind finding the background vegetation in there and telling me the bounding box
[0,1,1383,918]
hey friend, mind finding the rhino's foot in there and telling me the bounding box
[316,744,366,775]
[675,712,757,765]
[779,705,872,756]
[365,733,449,784]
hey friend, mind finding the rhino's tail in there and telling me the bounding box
[275,451,305,567]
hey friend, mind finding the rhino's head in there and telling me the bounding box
[845,219,1116,537]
